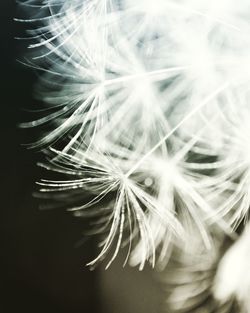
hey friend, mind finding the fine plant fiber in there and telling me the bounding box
[18,0,250,311]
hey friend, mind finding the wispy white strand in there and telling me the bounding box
[19,0,250,272]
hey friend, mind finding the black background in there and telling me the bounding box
[1,2,162,313]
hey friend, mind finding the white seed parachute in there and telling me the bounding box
[18,0,250,276]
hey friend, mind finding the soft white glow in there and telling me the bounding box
[214,225,250,311]
[20,0,250,272]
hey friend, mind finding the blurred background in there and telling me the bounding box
[1,1,163,312]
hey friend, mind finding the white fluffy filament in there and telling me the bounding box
[19,0,250,271]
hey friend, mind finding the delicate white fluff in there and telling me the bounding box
[19,0,250,269]
[163,227,234,313]
[214,225,250,311]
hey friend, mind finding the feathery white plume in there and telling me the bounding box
[19,0,250,274]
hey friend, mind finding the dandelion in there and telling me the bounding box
[18,1,250,310]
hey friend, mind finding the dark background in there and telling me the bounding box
[1,2,162,313]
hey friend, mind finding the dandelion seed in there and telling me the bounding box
[20,0,250,278]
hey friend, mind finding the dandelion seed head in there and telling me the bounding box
[20,0,250,271]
